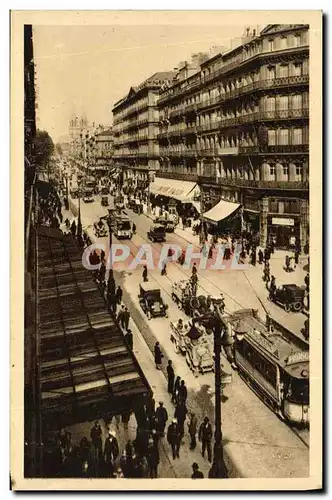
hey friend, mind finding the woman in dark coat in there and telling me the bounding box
[154,342,163,370]
[172,376,181,404]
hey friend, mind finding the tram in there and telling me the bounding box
[114,214,132,239]
[226,309,309,427]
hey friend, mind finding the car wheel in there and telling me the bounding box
[293,302,302,312]
[284,303,291,313]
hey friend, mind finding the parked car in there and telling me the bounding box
[147,224,166,242]
[155,216,175,233]
[268,284,305,312]
[138,282,168,319]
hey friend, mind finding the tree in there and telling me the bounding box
[34,130,55,169]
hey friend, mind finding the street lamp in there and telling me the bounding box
[198,302,229,479]
[100,211,116,297]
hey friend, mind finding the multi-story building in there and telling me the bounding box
[94,128,114,176]
[112,71,177,190]
[157,24,309,250]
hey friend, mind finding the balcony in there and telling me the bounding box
[169,107,184,119]
[157,171,199,182]
[239,144,309,154]
[216,177,309,190]
[183,103,198,114]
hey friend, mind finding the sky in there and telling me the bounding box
[33,23,256,142]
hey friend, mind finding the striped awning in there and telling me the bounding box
[150,177,199,203]
[203,199,240,224]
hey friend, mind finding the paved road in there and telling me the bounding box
[66,191,309,478]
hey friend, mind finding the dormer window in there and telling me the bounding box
[268,39,275,52]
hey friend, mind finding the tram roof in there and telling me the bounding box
[228,310,309,378]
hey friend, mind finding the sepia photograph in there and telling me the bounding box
[11,10,322,490]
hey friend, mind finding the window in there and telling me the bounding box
[279,129,289,145]
[268,129,276,145]
[293,63,302,77]
[296,165,302,178]
[267,66,276,80]
[292,128,303,145]
[278,201,285,214]
[270,165,276,177]
[283,165,289,177]
[268,39,275,52]
[294,34,301,47]
[266,96,276,111]
[278,95,289,110]
[292,94,302,109]
[278,64,289,78]
[280,36,288,50]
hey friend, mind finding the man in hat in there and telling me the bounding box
[154,401,168,436]
[124,329,133,351]
[147,437,160,479]
[188,412,198,450]
[167,418,181,460]
[191,462,204,479]
[90,421,103,463]
[166,360,175,395]
[198,416,213,462]
[104,430,119,476]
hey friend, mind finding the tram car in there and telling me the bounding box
[226,309,309,427]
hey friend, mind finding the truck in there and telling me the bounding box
[147,223,166,243]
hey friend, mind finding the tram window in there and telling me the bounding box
[242,341,277,386]
[287,378,309,405]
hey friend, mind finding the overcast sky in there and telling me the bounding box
[33,23,254,142]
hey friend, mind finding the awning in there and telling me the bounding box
[191,201,201,213]
[150,177,199,203]
[203,199,240,224]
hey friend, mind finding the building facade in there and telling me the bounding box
[157,24,309,250]
[112,72,177,190]
[94,128,114,175]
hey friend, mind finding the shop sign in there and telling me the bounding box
[272,217,294,226]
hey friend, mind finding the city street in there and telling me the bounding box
[66,189,309,478]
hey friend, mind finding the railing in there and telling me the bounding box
[239,144,309,154]
[216,177,309,190]
[169,107,184,119]
[160,150,197,158]
[157,171,199,182]
[183,103,198,114]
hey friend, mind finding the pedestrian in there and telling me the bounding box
[123,307,131,330]
[167,360,175,395]
[269,275,276,300]
[174,402,187,439]
[121,410,132,431]
[191,462,204,479]
[146,438,159,478]
[145,397,156,430]
[192,263,197,277]
[161,259,167,276]
[132,222,136,234]
[167,418,181,460]
[104,430,119,477]
[304,273,310,292]
[98,261,106,284]
[172,376,181,404]
[251,249,256,266]
[108,292,117,315]
[154,342,164,370]
[116,285,123,304]
[90,421,103,464]
[188,412,198,450]
[142,265,148,282]
[154,401,168,436]
[124,329,133,351]
[285,255,291,272]
[178,380,188,405]
[198,416,213,462]
[117,304,125,325]
[258,249,264,264]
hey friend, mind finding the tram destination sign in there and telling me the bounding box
[271,217,295,226]
[286,351,310,365]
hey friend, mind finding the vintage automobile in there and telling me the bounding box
[147,224,166,243]
[170,319,214,376]
[101,196,109,207]
[83,189,95,203]
[138,282,168,319]
[268,284,305,313]
[155,216,176,233]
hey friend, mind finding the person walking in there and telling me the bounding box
[285,254,291,272]
[132,222,136,234]
[161,259,167,276]
[154,342,164,370]
[104,430,119,476]
[258,249,264,264]
[167,360,175,395]
[198,416,213,462]
[117,304,125,327]
[146,438,160,478]
[178,380,188,405]
[304,273,310,293]
[90,421,103,464]
[142,265,148,282]
[116,285,123,305]
[269,275,276,300]
[294,248,300,265]
[188,413,198,450]
[191,462,204,479]
[167,418,181,460]
[174,402,187,439]
[123,307,130,330]
[124,329,133,351]
[172,376,181,404]
[154,401,168,436]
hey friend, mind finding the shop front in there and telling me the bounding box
[267,215,300,249]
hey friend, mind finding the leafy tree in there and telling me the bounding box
[34,130,55,169]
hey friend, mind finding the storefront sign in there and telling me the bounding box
[271,217,294,226]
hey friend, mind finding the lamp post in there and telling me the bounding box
[199,303,228,479]
[100,212,116,297]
